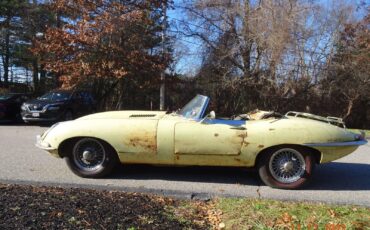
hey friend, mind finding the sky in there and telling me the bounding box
[167,0,369,76]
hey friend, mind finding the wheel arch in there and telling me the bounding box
[255,144,322,166]
[58,136,118,158]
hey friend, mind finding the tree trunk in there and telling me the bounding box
[3,26,10,87]
[39,64,46,93]
[0,61,2,86]
[241,0,251,77]
[343,95,359,121]
[32,59,39,92]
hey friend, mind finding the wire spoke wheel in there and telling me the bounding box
[72,138,106,172]
[268,148,306,184]
[65,137,118,178]
[258,146,314,189]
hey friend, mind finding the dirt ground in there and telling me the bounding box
[0,184,211,229]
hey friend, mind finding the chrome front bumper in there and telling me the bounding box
[35,135,54,150]
[35,135,60,157]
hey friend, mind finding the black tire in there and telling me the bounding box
[64,110,74,121]
[65,138,118,178]
[258,146,314,189]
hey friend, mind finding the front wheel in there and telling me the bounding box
[65,138,118,178]
[258,147,314,189]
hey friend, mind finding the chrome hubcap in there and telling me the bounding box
[282,161,294,172]
[73,138,106,171]
[269,148,306,184]
[82,150,95,162]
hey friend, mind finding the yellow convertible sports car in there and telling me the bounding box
[36,95,367,189]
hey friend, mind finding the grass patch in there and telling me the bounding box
[215,198,370,229]
[1,183,369,229]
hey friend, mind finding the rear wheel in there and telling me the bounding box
[65,138,118,178]
[258,146,314,189]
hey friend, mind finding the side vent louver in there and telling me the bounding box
[129,114,156,118]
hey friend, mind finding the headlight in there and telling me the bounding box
[354,132,365,141]
[21,103,27,110]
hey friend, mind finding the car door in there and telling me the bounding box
[174,120,246,156]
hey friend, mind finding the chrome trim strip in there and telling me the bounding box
[304,140,367,147]
[35,142,56,151]
[35,135,56,151]
[199,97,210,120]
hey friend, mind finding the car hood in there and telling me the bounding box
[77,110,167,120]
[25,99,67,106]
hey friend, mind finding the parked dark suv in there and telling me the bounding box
[21,90,95,124]
[0,93,30,122]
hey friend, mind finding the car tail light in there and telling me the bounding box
[354,131,366,141]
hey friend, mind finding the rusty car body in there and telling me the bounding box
[36,95,367,189]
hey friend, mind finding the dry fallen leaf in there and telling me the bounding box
[219,222,226,229]
[328,209,336,218]
[282,212,292,223]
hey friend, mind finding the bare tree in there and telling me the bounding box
[173,0,356,115]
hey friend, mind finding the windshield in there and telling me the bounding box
[39,92,71,101]
[177,95,209,119]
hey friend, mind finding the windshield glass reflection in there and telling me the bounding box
[177,95,209,119]
[39,92,71,101]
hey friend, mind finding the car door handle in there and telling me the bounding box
[231,126,246,130]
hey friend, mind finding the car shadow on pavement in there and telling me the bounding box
[309,162,370,190]
[0,121,51,127]
[109,164,261,186]
[107,162,370,190]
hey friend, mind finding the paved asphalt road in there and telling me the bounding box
[0,124,369,206]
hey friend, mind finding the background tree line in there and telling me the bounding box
[0,0,369,128]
